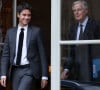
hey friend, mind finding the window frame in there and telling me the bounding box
[51,0,100,90]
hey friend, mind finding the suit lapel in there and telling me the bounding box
[74,23,78,40]
[13,27,17,49]
[12,27,17,59]
[84,18,90,33]
[83,19,90,39]
[27,26,32,48]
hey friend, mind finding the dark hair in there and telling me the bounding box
[17,2,32,14]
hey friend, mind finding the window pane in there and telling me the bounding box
[60,44,100,89]
[61,0,100,40]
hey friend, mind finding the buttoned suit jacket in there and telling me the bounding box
[1,25,48,79]
[64,18,100,81]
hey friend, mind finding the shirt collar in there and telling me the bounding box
[79,16,88,27]
[18,25,28,31]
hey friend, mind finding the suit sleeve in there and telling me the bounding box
[1,30,10,76]
[64,24,75,70]
[36,29,48,77]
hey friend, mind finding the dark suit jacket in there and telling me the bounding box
[0,25,48,79]
[64,18,100,81]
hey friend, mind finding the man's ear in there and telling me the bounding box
[17,13,20,18]
[85,9,88,15]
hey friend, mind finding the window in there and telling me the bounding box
[51,0,100,90]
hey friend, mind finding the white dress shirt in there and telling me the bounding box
[14,25,29,65]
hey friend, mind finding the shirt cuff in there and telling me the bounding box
[42,76,48,80]
[1,76,6,79]
[64,69,69,73]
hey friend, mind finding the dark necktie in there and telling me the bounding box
[16,28,24,65]
[79,24,83,40]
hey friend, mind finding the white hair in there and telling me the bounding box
[72,0,88,10]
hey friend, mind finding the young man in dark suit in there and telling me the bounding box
[61,0,100,81]
[0,2,48,90]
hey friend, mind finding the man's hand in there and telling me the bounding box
[61,70,69,80]
[0,77,7,87]
[41,80,48,89]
